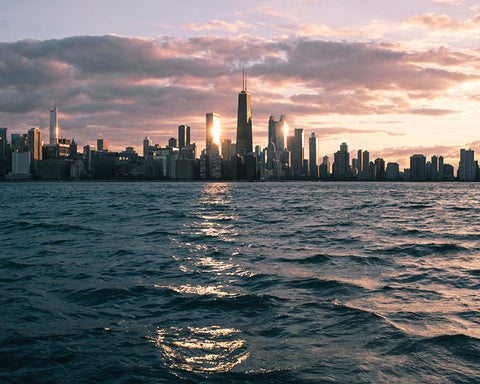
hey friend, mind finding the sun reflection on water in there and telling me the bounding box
[148,326,249,374]
[156,283,239,297]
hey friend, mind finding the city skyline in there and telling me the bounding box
[1,1,480,168]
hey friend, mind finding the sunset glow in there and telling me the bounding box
[283,121,289,151]
[212,118,220,146]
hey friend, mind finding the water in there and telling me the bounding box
[1,181,480,383]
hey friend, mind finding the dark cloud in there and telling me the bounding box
[408,108,458,116]
[250,40,475,92]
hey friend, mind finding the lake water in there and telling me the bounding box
[1,181,480,383]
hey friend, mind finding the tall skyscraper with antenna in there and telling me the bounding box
[236,68,252,156]
[50,101,59,145]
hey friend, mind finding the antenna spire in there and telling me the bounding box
[242,66,245,91]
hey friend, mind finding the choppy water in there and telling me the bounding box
[1,181,480,383]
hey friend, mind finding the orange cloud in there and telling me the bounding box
[181,20,250,33]
[404,13,480,31]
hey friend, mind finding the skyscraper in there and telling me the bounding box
[439,156,444,180]
[206,112,220,156]
[70,139,78,159]
[11,134,27,151]
[268,115,287,151]
[362,150,370,179]
[97,139,109,152]
[178,125,190,149]
[0,127,7,179]
[374,158,385,180]
[143,137,152,158]
[357,149,362,174]
[431,155,438,180]
[410,154,426,181]
[221,138,233,161]
[168,138,178,148]
[28,127,42,163]
[333,142,351,180]
[309,132,318,179]
[319,155,330,180]
[236,70,252,156]
[459,148,477,181]
[50,103,59,145]
[386,162,400,180]
[289,128,304,178]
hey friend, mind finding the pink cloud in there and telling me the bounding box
[181,20,250,33]
[404,13,480,31]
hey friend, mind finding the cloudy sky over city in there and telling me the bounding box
[1,0,480,167]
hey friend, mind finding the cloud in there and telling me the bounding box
[250,40,475,97]
[404,13,480,32]
[273,23,369,38]
[315,126,405,138]
[433,0,462,5]
[409,108,458,115]
[406,46,478,66]
[181,20,250,33]
[0,34,477,152]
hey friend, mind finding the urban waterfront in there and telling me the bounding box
[1,182,480,383]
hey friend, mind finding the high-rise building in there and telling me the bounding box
[0,127,7,179]
[459,148,477,181]
[143,137,152,158]
[309,132,318,179]
[97,139,109,152]
[236,70,252,156]
[410,154,426,181]
[50,103,59,145]
[289,128,304,178]
[357,149,362,174]
[431,155,438,181]
[168,138,178,148]
[374,158,385,180]
[386,162,400,180]
[11,134,28,150]
[362,151,369,174]
[268,115,287,151]
[178,125,190,149]
[69,139,78,159]
[333,142,351,180]
[319,155,330,180]
[206,112,220,157]
[28,127,42,165]
[221,139,233,161]
[84,145,97,174]
[439,156,444,180]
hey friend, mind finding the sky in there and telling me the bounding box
[1,0,480,168]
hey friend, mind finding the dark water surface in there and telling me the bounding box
[1,182,480,383]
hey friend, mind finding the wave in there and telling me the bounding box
[166,292,284,313]
[382,242,468,256]
[276,254,331,264]
[287,277,367,297]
